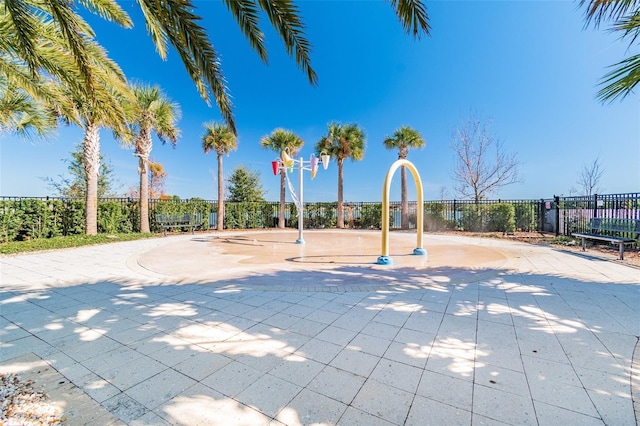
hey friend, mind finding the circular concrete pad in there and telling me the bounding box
[135,230,510,290]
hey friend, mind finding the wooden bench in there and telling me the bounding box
[155,213,203,237]
[572,218,640,260]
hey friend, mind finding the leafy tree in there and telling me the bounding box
[127,160,168,199]
[126,84,181,233]
[383,126,425,229]
[148,161,167,199]
[260,128,304,228]
[202,122,237,231]
[43,143,120,198]
[3,0,430,132]
[581,0,640,102]
[451,113,520,205]
[227,165,266,202]
[316,122,366,228]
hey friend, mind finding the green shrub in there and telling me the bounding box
[224,202,272,229]
[287,203,298,229]
[0,201,21,243]
[306,202,337,229]
[359,203,382,229]
[13,199,68,240]
[514,203,536,231]
[486,203,516,233]
[61,200,85,236]
[459,204,485,231]
[98,201,133,233]
[424,202,455,231]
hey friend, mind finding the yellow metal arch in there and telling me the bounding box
[377,159,426,265]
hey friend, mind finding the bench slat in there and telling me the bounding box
[572,218,640,260]
[571,232,636,243]
[155,214,203,236]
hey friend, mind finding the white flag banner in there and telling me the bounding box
[285,169,301,211]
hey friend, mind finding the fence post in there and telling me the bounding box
[593,194,598,218]
[539,199,544,233]
[553,195,560,237]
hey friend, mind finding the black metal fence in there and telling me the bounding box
[557,193,640,238]
[1,193,638,242]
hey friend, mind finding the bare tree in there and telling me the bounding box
[451,114,520,204]
[576,157,605,196]
[439,186,449,201]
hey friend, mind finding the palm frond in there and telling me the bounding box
[222,0,267,62]
[257,0,317,85]
[596,53,640,101]
[128,83,181,149]
[612,9,640,43]
[34,19,129,127]
[388,0,431,39]
[580,0,639,28]
[0,58,80,123]
[580,0,639,102]
[137,0,236,133]
[137,0,169,59]
[0,80,58,139]
[260,128,304,155]
[3,0,40,71]
[77,0,133,27]
[203,121,237,155]
[315,122,366,162]
[44,0,96,93]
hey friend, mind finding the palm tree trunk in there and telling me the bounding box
[337,158,344,228]
[401,166,408,229]
[83,123,100,235]
[217,153,224,231]
[138,131,152,233]
[279,169,286,228]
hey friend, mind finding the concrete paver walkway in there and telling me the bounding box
[1,230,639,425]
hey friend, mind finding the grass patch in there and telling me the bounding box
[549,235,577,245]
[0,233,157,255]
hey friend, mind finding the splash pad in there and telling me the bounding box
[134,230,510,290]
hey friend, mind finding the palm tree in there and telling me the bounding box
[202,122,237,231]
[581,0,640,101]
[383,126,425,229]
[260,129,304,228]
[127,84,181,233]
[71,52,131,236]
[2,5,132,235]
[0,0,130,122]
[3,0,430,132]
[315,123,366,228]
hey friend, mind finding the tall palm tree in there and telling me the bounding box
[315,123,366,228]
[581,0,640,101]
[260,128,304,228]
[383,126,425,229]
[1,0,131,122]
[202,122,237,231]
[127,84,181,233]
[70,47,131,236]
[3,0,430,133]
[2,5,132,235]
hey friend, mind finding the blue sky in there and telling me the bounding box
[2,1,638,202]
